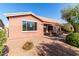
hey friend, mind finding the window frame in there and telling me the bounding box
[22,20,37,32]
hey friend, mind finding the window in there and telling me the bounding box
[22,21,37,31]
[22,21,27,31]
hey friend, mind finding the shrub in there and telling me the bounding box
[73,23,79,32]
[0,30,6,46]
[61,23,74,33]
[0,46,4,56]
[0,30,7,55]
[66,33,79,47]
[22,42,34,51]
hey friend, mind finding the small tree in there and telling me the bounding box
[61,5,79,32]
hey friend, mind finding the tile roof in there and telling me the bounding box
[4,12,60,24]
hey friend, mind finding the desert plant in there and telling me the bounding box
[61,23,74,33]
[66,33,79,47]
[22,42,34,51]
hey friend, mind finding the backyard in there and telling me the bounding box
[5,36,79,56]
[1,4,79,56]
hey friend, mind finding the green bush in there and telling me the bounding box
[73,23,79,32]
[61,23,74,33]
[66,33,79,47]
[0,30,7,55]
[0,46,4,56]
[22,42,34,51]
[0,30,6,46]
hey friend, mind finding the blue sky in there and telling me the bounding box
[0,3,77,26]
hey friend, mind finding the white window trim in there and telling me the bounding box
[22,19,37,22]
[21,30,38,32]
[21,19,37,32]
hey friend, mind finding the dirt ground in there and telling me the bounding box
[6,36,79,56]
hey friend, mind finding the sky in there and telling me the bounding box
[0,3,77,26]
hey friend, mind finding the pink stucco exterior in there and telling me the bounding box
[9,15,44,39]
[6,12,61,56]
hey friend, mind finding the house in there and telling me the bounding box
[5,12,61,39]
[0,19,4,29]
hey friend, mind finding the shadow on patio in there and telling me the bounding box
[36,42,79,56]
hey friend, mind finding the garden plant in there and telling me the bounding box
[0,30,7,55]
[61,5,79,47]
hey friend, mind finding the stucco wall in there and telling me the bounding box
[9,15,43,39]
